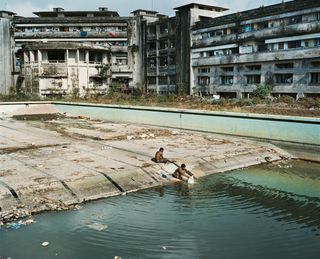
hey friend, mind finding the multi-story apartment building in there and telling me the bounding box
[13,7,136,97]
[191,0,320,99]
[141,3,227,95]
[0,11,15,95]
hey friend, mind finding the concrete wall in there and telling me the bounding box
[0,18,13,95]
[52,102,320,146]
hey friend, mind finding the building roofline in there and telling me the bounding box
[0,10,16,15]
[193,0,320,30]
[33,10,119,17]
[174,3,228,12]
[131,9,158,14]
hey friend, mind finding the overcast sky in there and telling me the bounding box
[2,0,283,17]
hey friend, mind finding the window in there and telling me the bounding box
[159,56,168,67]
[147,77,156,85]
[169,76,176,85]
[169,56,175,66]
[221,76,233,85]
[310,73,320,84]
[198,67,210,73]
[246,75,261,84]
[198,76,210,86]
[148,58,156,67]
[275,63,294,69]
[221,67,234,72]
[158,76,168,85]
[275,74,293,84]
[279,42,284,49]
[288,41,301,49]
[246,65,261,71]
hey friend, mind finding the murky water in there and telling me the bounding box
[1,160,320,259]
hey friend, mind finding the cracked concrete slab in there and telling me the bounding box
[0,109,291,222]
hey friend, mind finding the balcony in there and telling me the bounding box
[192,47,320,67]
[193,21,320,48]
[15,31,128,39]
[111,45,128,53]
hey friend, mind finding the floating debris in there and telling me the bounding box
[86,222,108,231]
[41,241,50,247]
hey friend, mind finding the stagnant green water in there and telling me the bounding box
[1,160,320,259]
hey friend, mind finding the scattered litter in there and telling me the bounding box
[149,133,155,138]
[7,222,22,230]
[87,222,108,231]
[127,135,136,140]
[102,146,113,150]
[41,241,49,247]
[157,170,169,178]
[140,134,148,139]
[121,192,127,196]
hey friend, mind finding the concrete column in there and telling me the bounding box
[29,51,34,63]
[86,50,89,90]
[77,49,80,92]
[37,50,41,78]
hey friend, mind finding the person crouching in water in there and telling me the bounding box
[154,147,172,163]
[172,164,193,182]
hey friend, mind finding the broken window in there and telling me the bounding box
[147,58,156,67]
[147,77,156,85]
[220,76,233,85]
[159,40,168,50]
[169,76,176,85]
[198,76,210,86]
[159,56,168,67]
[275,74,293,84]
[47,50,65,62]
[221,67,234,72]
[159,24,168,34]
[169,56,175,66]
[246,75,261,84]
[288,41,301,49]
[158,76,168,85]
[148,42,157,51]
[310,73,320,84]
[246,65,261,71]
[275,63,294,69]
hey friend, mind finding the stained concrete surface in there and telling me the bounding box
[0,105,291,222]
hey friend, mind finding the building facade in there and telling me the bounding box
[191,0,320,99]
[140,4,227,95]
[2,0,320,98]
[13,7,136,97]
[0,11,15,95]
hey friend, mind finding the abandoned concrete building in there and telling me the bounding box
[13,7,137,97]
[0,11,15,95]
[140,4,227,95]
[191,0,320,99]
[1,0,320,98]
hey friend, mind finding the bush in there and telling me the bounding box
[279,95,295,104]
[252,85,273,99]
[299,97,320,108]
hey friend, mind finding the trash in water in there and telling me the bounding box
[87,222,108,231]
[41,241,49,247]
[162,246,167,250]
[7,222,21,230]
[114,256,122,259]
[188,176,195,184]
